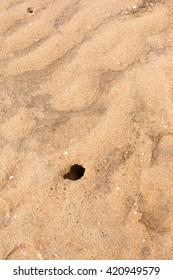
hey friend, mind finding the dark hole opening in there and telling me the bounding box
[27,7,34,13]
[63,164,85,180]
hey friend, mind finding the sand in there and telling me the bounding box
[0,0,173,260]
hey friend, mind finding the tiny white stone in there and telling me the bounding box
[4,167,7,170]
[141,153,145,156]
[142,238,145,242]
[132,5,137,8]
[134,211,137,215]
[9,176,14,180]
[37,253,43,260]
[28,22,33,26]
[64,150,68,155]
[116,187,120,191]
[13,214,17,219]
[134,202,137,206]
[35,38,40,42]
[21,249,27,256]
[104,159,107,162]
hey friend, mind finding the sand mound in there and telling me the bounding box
[1,0,173,259]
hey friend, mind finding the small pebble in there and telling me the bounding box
[9,176,14,180]
[37,253,43,260]
[21,249,27,256]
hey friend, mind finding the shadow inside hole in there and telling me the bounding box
[27,7,34,13]
[64,164,85,180]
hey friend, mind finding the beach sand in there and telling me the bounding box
[1,0,173,259]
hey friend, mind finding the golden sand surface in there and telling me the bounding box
[1,0,173,260]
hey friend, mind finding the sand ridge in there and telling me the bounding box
[1,0,173,259]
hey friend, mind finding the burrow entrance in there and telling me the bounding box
[63,164,85,180]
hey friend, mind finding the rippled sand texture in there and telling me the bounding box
[1,0,173,260]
